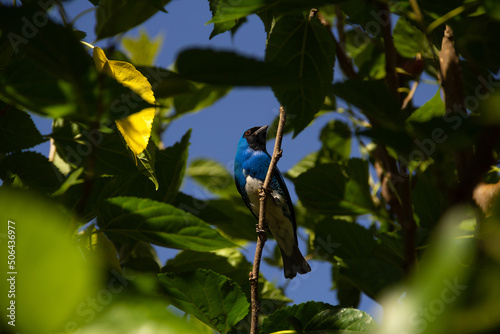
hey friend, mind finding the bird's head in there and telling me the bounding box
[241,125,268,152]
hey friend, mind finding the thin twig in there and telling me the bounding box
[249,106,286,334]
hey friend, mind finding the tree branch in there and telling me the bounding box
[439,25,472,183]
[249,106,286,334]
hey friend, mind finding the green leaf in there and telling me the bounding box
[208,0,341,24]
[177,48,297,86]
[332,80,402,129]
[137,137,159,190]
[266,14,336,136]
[156,129,190,203]
[0,151,63,193]
[293,160,375,215]
[187,158,236,197]
[261,301,375,333]
[121,29,164,66]
[208,0,247,40]
[0,189,99,333]
[406,89,445,123]
[163,248,291,308]
[393,17,427,58]
[173,193,258,241]
[304,307,377,332]
[0,102,45,153]
[158,269,250,334]
[261,301,334,333]
[98,196,234,251]
[96,0,171,40]
[285,151,319,179]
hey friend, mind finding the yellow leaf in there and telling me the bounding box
[92,46,155,155]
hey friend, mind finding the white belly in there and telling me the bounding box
[245,175,295,256]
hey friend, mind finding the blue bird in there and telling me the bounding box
[234,125,311,279]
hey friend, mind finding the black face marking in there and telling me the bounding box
[243,125,268,151]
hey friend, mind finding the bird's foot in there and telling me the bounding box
[255,223,269,233]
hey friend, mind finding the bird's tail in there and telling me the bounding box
[281,244,311,279]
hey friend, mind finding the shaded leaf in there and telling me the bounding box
[293,160,375,215]
[98,196,234,251]
[319,120,352,162]
[96,0,171,39]
[267,14,336,136]
[156,129,190,203]
[137,66,197,98]
[0,7,151,123]
[173,83,231,116]
[0,102,45,153]
[173,192,258,241]
[177,48,297,86]
[0,151,63,193]
[340,258,403,301]
[314,219,376,260]
[332,80,402,129]
[163,248,291,308]
[158,269,249,334]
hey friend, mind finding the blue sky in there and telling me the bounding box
[26,0,440,321]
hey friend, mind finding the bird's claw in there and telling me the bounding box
[255,223,269,233]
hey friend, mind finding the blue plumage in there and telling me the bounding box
[234,125,311,279]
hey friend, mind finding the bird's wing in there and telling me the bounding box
[235,170,258,219]
[271,166,297,234]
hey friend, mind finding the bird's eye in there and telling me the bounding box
[245,130,251,136]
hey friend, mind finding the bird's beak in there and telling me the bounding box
[254,125,269,137]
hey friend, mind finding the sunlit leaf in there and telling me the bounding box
[121,29,164,66]
[293,160,375,215]
[93,47,155,156]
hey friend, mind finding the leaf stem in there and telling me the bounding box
[249,106,286,334]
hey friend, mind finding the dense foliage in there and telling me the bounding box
[1,0,500,333]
